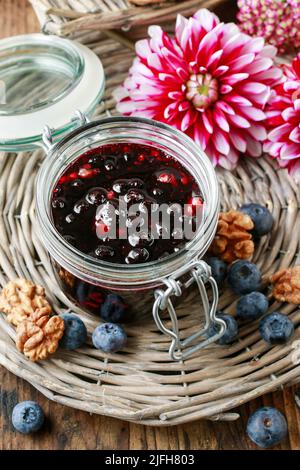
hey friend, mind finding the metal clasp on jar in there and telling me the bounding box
[152,257,226,361]
[42,110,90,151]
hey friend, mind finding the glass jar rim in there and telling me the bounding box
[36,117,219,288]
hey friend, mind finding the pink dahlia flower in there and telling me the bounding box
[264,54,300,182]
[237,0,300,55]
[114,9,282,169]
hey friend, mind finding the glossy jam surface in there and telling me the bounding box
[51,143,202,264]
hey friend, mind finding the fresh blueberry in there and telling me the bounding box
[237,292,269,321]
[206,257,228,285]
[60,313,87,350]
[240,203,273,237]
[228,260,262,295]
[246,407,287,448]
[100,294,129,323]
[12,401,44,434]
[92,323,127,353]
[259,312,294,344]
[207,312,238,345]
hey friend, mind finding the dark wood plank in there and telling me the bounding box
[0,0,299,450]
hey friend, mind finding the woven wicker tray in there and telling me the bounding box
[29,0,232,35]
[0,16,300,426]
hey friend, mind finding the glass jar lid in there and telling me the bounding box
[0,34,105,151]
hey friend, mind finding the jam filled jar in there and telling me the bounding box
[0,34,226,360]
[36,117,226,360]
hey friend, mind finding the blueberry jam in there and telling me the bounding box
[51,143,203,265]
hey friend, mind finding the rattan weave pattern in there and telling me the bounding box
[0,28,300,426]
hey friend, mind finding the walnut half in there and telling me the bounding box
[0,278,52,326]
[210,210,255,263]
[270,266,300,304]
[16,308,64,362]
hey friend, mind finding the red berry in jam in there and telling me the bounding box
[124,189,145,204]
[73,199,90,215]
[126,248,150,264]
[94,245,115,259]
[52,198,66,209]
[86,187,107,205]
[51,143,202,264]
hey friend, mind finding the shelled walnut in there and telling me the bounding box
[270,266,300,304]
[16,308,64,362]
[210,210,255,263]
[0,278,52,326]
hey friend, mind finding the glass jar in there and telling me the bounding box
[36,116,226,360]
[0,34,226,360]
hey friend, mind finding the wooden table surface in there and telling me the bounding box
[0,0,300,451]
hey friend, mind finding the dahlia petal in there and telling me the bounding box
[216,101,235,115]
[148,25,163,39]
[220,84,233,94]
[112,86,129,102]
[196,28,219,60]
[222,73,249,85]
[227,53,255,71]
[158,72,177,83]
[188,17,206,55]
[284,81,300,92]
[246,124,267,141]
[206,49,223,69]
[161,47,186,71]
[193,119,210,149]
[164,102,179,119]
[175,14,189,49]
[290,127,300,144]
[134,62,154,78]
[282,107,298,122]
[292,57,300,78]
[168,91,183,100]
[202,110,214,134]
[280,142,300,160]
[229,130,247,152]
[178,101,190,112]
[206,142,220,166]
[250,88,271,107]
[259,45,277,59]
[135,39,152,60]
[252,67,282,84]
[294,99,300,112]
[214,130,230,155]
[147,53,163,70]
[264,141,282,157]
[226,148,239,164]
[225,93,252,106]
[193,8,219,31]
[268,123,293,142]
[247,37,265,54]
[245,135,263,157]
[228,114,251,128]
[221,23,240,44]
[213,108,230,132]
[213,65,229,77]
[218,155,237,170]
[245,58,273,74]
[117,101,139,114]
[222,32,247,56]
[240,107,266,121]
[239,82,268,94]
[176,67,189,81]
[181,109,196,131]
